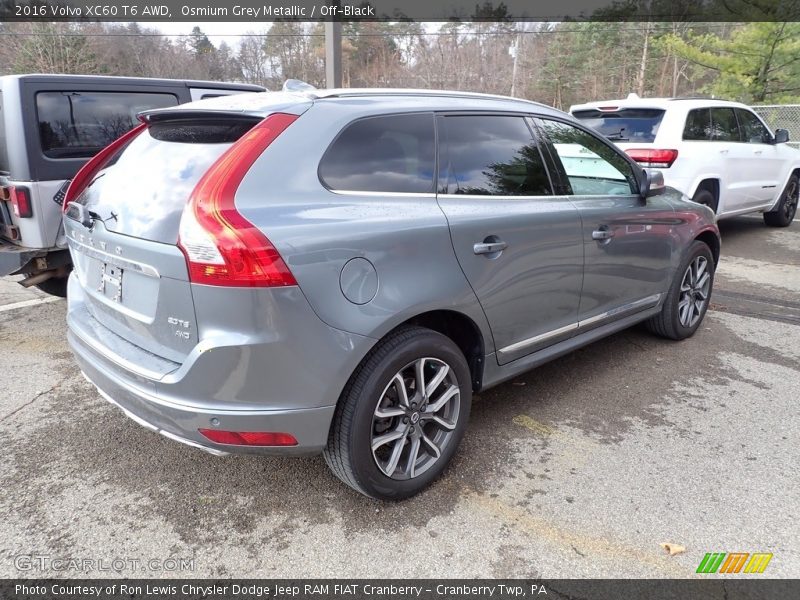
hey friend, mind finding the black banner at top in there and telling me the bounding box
[1,0,799,22]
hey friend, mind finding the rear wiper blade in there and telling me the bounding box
[605,133,630,141]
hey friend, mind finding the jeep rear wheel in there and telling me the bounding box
[764,174,798,227]
[324,326,471,500]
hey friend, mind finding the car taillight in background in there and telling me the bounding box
[178,112,298,288]
[625,148,679,168]
[0,185,32,218]
[62,122,147,213]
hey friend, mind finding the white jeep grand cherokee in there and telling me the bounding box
[571,95,800,227]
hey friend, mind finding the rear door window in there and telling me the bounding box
[683,108,711,141]
[736,108,772,144]
[36,91,178,159]
[319,113,435,194]
[438,115,552,196]
[571,108,665,142]
[709,107,741,142]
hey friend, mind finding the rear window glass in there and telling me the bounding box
[683,108,711,141]
[36,91,178,159]
[76,119,252,245]
[319,113,435,194]
[710,107,740,141]
[440,115,552,196]
[572,108,665,143]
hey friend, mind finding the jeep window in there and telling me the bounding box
[736,109,772,144]
[572,108,665,143]
[439,115,552,196]
[683,108,712,141]
[36,91,178,159]
[709,107,740,142]
[537,119,637,196]
[319,113,435,194]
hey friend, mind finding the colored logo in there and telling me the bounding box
[696,552,773,574]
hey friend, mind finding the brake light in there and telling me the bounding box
[625,148,679,168]
[178,113,298,288]
[198,429,298,447]
[1,185,33,218]
[62,123,147,212]
[598,106,619,111]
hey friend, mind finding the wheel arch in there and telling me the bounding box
[690,177,720,212]
[694,228,721,266]
[394,310,486,392]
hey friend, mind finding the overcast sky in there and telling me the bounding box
[148,21,260,46]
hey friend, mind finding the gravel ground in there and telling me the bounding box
[0,215,797,579]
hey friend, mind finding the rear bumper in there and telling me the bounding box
[66,274,374,456]
[71,329,335,455]
[0,239,43,277]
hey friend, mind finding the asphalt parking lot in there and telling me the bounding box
[1,215,798,579]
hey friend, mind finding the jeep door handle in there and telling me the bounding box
[754,149,763,155]
[719,149,729,154]
[592,228,615,241]
[473,241,508,255]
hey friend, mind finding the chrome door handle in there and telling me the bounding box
[473,241,508,255]
[592,229,615,241]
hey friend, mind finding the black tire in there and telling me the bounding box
[646,241,715,340]
[692,186,717,213]
[763,173,798,227]
[34,276,68,298]
[324,326,472,500]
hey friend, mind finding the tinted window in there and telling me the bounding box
[572,108,665,143]
[36,91,178,159]
[709,107,741,142]
[319,113,435,193]
[736,109,771,144]
[537,119,637,196]
[683,108,711,141]
[440,115,551,196]
[76,119,253,245]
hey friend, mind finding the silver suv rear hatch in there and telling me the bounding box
[65,115,264,364]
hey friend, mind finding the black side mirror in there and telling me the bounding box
[774,128,790,144]
[641,169,666,198]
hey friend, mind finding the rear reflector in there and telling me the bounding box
[62,123,147,212]
[178,113,298,288]
[625,148,679,168]
[198,429,298,447]
[1,186,33,218]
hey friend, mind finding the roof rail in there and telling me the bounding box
[303,87,548,107]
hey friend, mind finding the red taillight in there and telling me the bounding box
[178,113,298,288]
[1,186,33,218]
[625,148,679,168]
[198,429,298,447]
[62,122,147,212]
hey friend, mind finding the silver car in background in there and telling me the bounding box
[64,89,720,499]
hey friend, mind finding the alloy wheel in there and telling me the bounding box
[371,357,460,480]
[783,178,798,222]
[678,255,711,328]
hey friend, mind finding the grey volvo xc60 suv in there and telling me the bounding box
[63,89,720,499]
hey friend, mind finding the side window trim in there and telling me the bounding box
[434,111,556,199]
[534,115,641,197]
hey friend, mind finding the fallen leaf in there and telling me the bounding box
[660,542,686,556]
